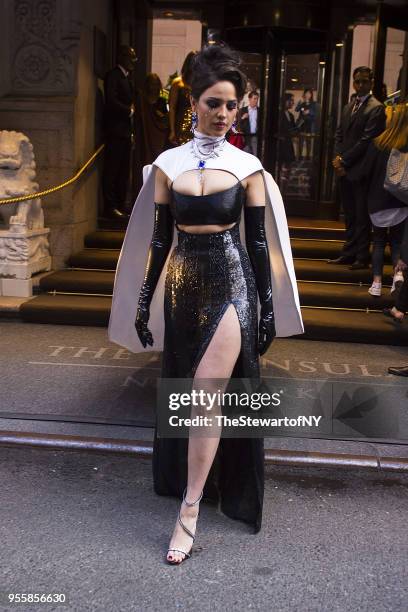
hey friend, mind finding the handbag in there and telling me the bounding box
[384,148,408,204]
[227,132,245,150]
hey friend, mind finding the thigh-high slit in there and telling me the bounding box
[152,222,265,533]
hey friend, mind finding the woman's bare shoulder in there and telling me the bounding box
[244,171,266,207]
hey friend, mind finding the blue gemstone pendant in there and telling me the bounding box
[197,159,206,183]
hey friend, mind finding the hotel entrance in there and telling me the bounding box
[225,26,336,218]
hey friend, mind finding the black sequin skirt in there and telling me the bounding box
[153,223,264,533]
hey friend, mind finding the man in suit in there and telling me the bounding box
[102,46,138,219]
[239,91,259,156]
[330,66,386,269]
[387,218,408,376]
[280,93,298,162]
[278,93,298,196]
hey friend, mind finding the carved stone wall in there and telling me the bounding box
[11,0,81,96]
[0,0,111,269]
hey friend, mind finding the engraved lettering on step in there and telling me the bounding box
[295,387,318,401]
[358,365,383,377]
[112,348,132,360]
[298,361,318,373]
[323,363,352,375]
[261,358,291,371]
[121,375,154,389]
[47,346,76,357]
[72,347,109,359]
[43,348,387,378]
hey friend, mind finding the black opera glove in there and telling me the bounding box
[244,205,276,356]
[135,203,174,348]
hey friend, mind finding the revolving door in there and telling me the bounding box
[225,26,338,219]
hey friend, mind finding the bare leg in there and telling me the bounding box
[167,304,241,562]
[390,306,405,320]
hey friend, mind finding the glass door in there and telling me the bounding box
[224,25,329,218]
[372,3,408,102]
[273,52,325,215]
[383,27,407,102]
[236,51,264,158]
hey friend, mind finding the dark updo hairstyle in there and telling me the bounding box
[190,43,247,102]
[303,88,314,101]
[181,51,196,87]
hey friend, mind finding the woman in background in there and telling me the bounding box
[295,88,317,160]
[168,51,196,145]
[387,216,408,375]
[139,73,169,165]
[279,93,298,195]
[358,104,408,297]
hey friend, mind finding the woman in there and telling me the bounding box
[358,103,408,297]
[139,73,169,165]
[108,44,303,564]
[295,89,317,160]
[386,216,408,376]
[279,93,298,195]
[168,51,196,146]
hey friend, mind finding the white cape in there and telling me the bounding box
[108,141,304,353]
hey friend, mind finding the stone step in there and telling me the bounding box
[37,269,398,311]
[19,295,408,347]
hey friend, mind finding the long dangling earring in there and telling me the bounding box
[231,118,238,133]
[191,111,197,133]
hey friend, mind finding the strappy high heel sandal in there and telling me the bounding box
[166,487,203,565]
[383,307,404,324]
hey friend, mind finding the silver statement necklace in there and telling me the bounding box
[191,129,227,183]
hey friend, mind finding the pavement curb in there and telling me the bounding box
[1,430,408,472]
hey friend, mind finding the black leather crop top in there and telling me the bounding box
[170,181,246,225]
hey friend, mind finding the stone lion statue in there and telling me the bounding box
[0,130,44,230]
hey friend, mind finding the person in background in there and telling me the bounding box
[226,126,245,150]
[102,45,138,219]
[238,90,259,156]
[139,73,169,165]
[379,83,388,104]
[330,66,386,269]
[356,104,408,297]
[278,93,298,195]
[168,51,196,145]
[295,89,317,160]
[386,215,408,376]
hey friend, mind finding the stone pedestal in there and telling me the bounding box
[0,227,52,294]
[0,129,52,295]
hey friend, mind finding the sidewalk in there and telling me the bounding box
[1,320,407,451]
[1,320,408,610]
[1,444,407,612]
